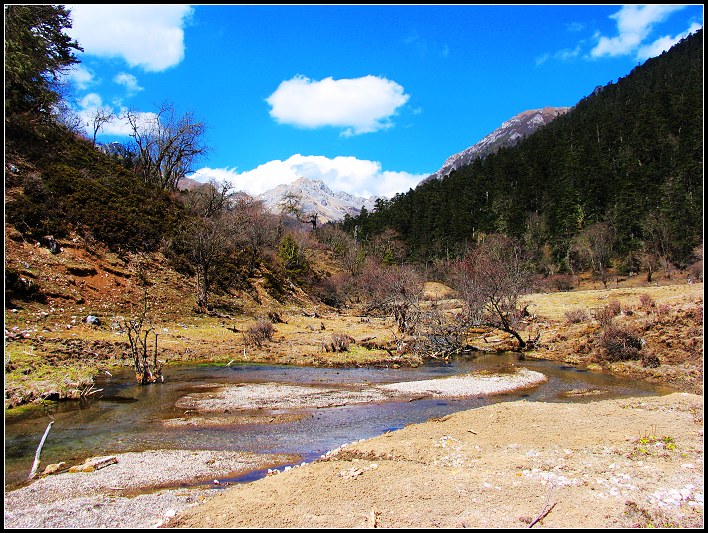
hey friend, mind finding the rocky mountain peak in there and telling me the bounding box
[420,106,570,185]
[257,177,378,224]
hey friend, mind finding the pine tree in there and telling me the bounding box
[4,4,83,116]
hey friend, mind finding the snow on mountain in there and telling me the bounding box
[257,177,378,224]
[420,106,571,185]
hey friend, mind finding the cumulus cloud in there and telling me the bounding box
[266,75,410,136]
[66,4,193,72]
[590,4,689,59]
[114,72,143,95]
[635,21,703,60]
[66,64,95,90]
[191,154,426,198]
[78,93,103,110]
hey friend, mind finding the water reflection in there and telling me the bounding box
[4,352,674,491]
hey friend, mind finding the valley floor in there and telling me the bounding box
[4,231,703,528]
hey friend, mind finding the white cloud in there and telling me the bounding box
[73,94,156,137]
[590,4,688,59]
[103,110,160,137]
[191,154,426,199]
[556,45,582,61]
[114,72,143,95]
[534,53,550,66]
[78,93,103,110]
[66,4,193,72]
[566,21,585,33]
[266,75,410,136]
[636,21,703,60]
[66,64,95,90]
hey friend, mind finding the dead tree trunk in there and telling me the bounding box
[122,290,164,384]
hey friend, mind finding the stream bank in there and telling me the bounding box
[169,392,703,529]
[4,354,689,529]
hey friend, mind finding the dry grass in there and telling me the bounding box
[522,283,703,322]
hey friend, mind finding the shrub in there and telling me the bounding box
[600,324,643,362]
[313,273,353,308]
[638,293,656,311]
[323,333,354,353]
[548,274,575,292]
[641,353,661,368]
[594,301,621,326]
[246,320,275,347]
[687,305,703,325]
[687,261,703,282]
[607,299,622,316]
[565,308,590,324]
[656,304,671,318]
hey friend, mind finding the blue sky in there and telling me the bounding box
[63,4,703,199]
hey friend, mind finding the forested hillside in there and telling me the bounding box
[342,29,703,274]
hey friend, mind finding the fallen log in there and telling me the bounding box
[28,421,54,480]
[41,462,66,476]
[68,455,119,473]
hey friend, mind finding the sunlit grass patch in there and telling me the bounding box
[4,341,99,408]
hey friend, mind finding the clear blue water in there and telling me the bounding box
[4,352,674,491]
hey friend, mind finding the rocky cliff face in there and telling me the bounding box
[420,106,570,185]
[257,177,378,223]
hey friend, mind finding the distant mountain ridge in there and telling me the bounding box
[420,106,571,185]
[257,177,378,224]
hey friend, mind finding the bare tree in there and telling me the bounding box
[89,105,115,146]
[572,222,616,288]
[316,225,363,276]
[359,259,424,336]
[641,211,676,282]
[120,289,163,384]
[368,228,407,265]
[304,212,318,230]
[278,191,303,219]
[449,234,533,350]
[125,101,208,191]
[182,179,235,218]
[53,99,84,134]
[184,213,234,312]
[230,194,280,276]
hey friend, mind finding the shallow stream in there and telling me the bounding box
[4,352,674,491]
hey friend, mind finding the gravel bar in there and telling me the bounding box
[4,449,298,529]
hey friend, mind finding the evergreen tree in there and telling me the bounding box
[4,4,83,116]
[339,29,703,272]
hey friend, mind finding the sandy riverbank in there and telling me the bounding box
[169,392,703,529]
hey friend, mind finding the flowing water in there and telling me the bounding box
[4,352,674,491]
